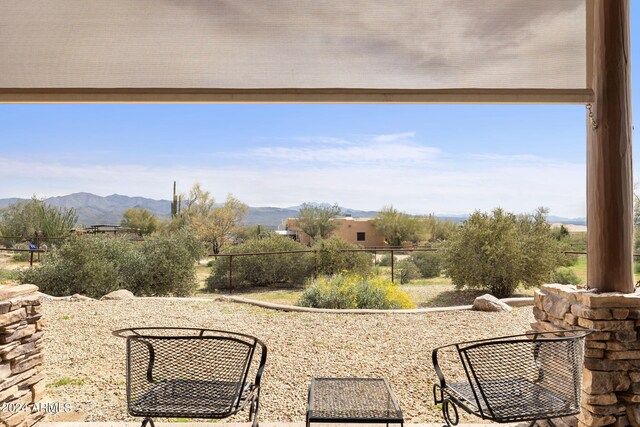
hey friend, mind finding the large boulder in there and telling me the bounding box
[472,294,512,312]
[100,289,135,301]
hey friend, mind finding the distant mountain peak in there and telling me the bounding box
[0,193,587,228]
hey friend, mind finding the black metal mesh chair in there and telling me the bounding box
[113,328,267,427]
[432,330,588,426]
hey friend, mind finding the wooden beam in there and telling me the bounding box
[587,0,633,293]
[0,88,593,104]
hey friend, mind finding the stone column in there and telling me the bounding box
[533,284,640,427]
[0,284,46,427]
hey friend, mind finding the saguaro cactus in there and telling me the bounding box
[171,181,180,218]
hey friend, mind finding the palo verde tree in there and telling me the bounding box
[0,197,77,246]
[442,207,562,298]
[372,205,422,246]
[120,208,159,235]
[296,202,342,241]
[208,194,248,253]
[178,183,248,253]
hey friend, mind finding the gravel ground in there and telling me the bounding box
[42,298,534,423]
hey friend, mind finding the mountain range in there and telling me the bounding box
[0,193,587,229]
[0,193,378,229]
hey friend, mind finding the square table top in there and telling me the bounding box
[307,378,404,423]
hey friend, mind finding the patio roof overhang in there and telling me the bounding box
[0,0,591,104]
[0,0,632,292]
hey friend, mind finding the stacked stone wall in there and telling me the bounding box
[533,284,640,427]
[0,285,45,427]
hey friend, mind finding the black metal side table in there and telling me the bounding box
[306,378,404,427]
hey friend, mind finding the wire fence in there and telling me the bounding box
[205,247,616,292]
[0,238,636,287]
[206,247,441,290]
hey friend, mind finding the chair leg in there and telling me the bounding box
[251,394,261,427]
[442,399,459,426]
[141,418,155,427]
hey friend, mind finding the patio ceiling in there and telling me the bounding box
[0,0,591,103]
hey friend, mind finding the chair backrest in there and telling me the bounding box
[458,335,584,422]
[125,328,259,414]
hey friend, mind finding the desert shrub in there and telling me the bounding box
[635,262,640,274]
[130,231,206,297]
[559,252,579,267]
[312,237,372,277]
[206,235,313,290]
[12,244,31,262]
[410,251,441,278]
[120,208,158,235]
[297,274,415,309]
[18,235,135,298]
[396,259,420,284]
[373,206,422,246]
[0,197,77,245]
[12,253,31,262]
[378,254,396,267]
[551,267,582,285]
[18,231,204,298]
[442,207,562,298]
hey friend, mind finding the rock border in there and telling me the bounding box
[218,295,533,314]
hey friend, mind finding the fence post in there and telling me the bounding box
[313,249,318,276]
[390,249,394,283]
[228,256,233,294]
[29,250,34,267]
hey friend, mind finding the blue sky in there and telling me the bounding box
[0,4,637,219]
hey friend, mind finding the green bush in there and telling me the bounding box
[635,262,640,274]
[12,245,31,262]
[409,251,441,278]
[297,274,415,309]
[551,267,582,285]
[312,237,372,277]
[442,207,562,298]
[18,232,204,298]
[18,235,133,298]
[396,259,420,284]
[559,252,579,267]
[0,197,77,245]
[206,235,313,290]
[378,254,396,267]
[130,231,206,297]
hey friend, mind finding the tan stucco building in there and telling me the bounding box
[280,217,386,247]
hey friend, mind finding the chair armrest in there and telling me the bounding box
[253,340,268,390]
[432,343,455,388]
[137,339,156,383]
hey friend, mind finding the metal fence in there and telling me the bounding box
[206,248,640,293]
[208,247,445,291]
[2,240,637,287]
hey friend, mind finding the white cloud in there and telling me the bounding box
[0,147,586,218]
[290,136,352,145]
[371,132,416,143]
[469,153,547,163]
[248,132,437,165]
[250,142,439,165]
